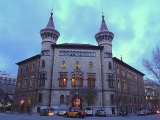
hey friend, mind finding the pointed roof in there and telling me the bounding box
[46,11,55,29]
[100,12,108,31]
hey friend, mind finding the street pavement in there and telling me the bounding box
[0,112,160,120]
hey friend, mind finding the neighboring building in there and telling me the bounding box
[0,72,17,85]
[144,78,160,110]
[12,11,144,114]
[0,72,17,111]
[113,57,145,114]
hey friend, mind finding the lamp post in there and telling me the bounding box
[20,95,25,113]
[75,71,80,108]
[66,94,69,110]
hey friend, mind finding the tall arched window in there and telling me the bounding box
[89,61,93,69]
[108,74,114,88]
[60,95,64,104]
[62,61,66,68]
[88,74,95,87]
[109,62,112,69]
[42,60,45,67]
[72,74,76,87]
[76,61,79,68]
[59,74,67,87]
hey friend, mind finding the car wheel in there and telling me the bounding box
[76,114,80,118]
[65,114,68,117]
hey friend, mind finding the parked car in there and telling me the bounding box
[138,110,146,115]
[57,108,67,116]
[95,110,106,116]
[65,107,85,118]
[85,107,93,116]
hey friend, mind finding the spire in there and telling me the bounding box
[46,9,55,29]
[100,11,108,31]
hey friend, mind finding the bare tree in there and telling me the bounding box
[0,83,15,110]
[143,46,160,81]
[70,86,99,106]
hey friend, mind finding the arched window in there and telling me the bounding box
[89,61,93,69]
[39,73,45,86]
[62,61,66,68]
[60,95,64,104]
[76,61,79,68]
[88,74,95,87]
[109,62,112,69]
[108,74,114,88]
[59,74,67,87]
[42,60,45,67]
[72,74,76,87]
[26,66,28,73]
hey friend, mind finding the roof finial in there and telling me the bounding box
[50,6,53,18]
[120,55,122,61]
[102,9,104,22]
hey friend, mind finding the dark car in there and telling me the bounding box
[57,108,67,116]
[95,110,106,116]
[65,107,85,118]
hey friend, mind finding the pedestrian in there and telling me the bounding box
[122,111,124,117]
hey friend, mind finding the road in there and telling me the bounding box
[0,113,160,120]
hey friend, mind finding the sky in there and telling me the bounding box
[0,0,159,80]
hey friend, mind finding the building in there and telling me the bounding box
[113,57,145,114]
[144,78,160,110]
[12,11,144,114]
[0,72,17,111]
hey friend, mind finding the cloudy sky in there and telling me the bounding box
[0,0,159,79]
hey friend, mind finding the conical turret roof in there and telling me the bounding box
[100,13,108,31]
[46,12,55,29]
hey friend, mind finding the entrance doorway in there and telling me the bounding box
[72,96,82,109]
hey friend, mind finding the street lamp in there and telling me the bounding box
[20,95,25,113]
[66,94,69,110]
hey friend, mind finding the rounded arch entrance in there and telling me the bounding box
[72,96,82,109]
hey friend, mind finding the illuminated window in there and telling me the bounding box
[88,74,95,87]
[108,74,114,88]
[72,72,83,87]
[30,76,34,89]
[22,78,28,89]
[28,94,32,104]
[72,74,76,87]
[62,61,66,68]
[76,61,79,68]
[89,61,93,69]
[59,74,67,87]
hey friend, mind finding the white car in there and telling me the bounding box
[85,107,93,116]
[138,110,146,115]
